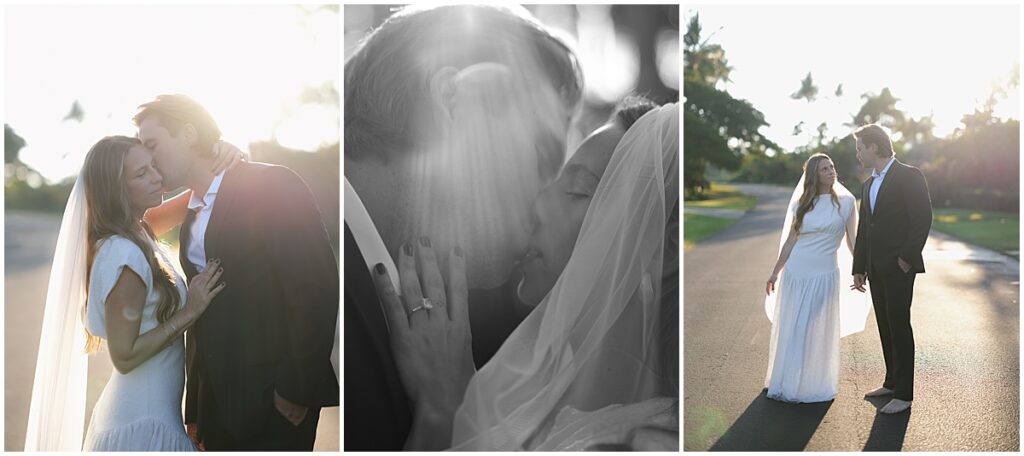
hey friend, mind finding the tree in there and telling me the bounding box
[850,87,905,129]
[790,72,818,103]
[683,13,777,196]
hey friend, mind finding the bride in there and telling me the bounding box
[763,153,871,403]
[370,99,678,450]
[24,136,242,451]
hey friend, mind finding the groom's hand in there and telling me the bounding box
[274,390,308,426]
[185,423,204,451]
[851,274,867,292]
[897,257,912,273]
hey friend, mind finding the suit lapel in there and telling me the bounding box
[203,166,245,264]
[874,159,899,215]
[862,177,874,220]
[344,224,408,416]
[180,207,198,279]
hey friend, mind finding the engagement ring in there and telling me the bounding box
[422,297,434,309]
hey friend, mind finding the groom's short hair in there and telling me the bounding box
[344,4,583,161]
[852,124,894,158]
[133,94,221,157]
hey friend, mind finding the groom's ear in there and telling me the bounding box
[429,67,460,121]
[178,123,200,149]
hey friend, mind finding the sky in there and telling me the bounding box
[5,5,339,184]
[689,4,1020,152]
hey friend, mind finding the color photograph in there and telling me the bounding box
[683,4,1019,451]
[5,4,340,451]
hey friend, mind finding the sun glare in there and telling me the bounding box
[693,5,1019,151]
[5,5,339,183]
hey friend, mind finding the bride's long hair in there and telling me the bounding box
[792,153,840,234]
[81,136,180,353]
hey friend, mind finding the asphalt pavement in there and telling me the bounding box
[683,184,1019,451]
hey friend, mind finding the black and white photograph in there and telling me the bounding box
[343,4,679,451]
[5,4,340,451]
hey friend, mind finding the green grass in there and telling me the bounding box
[931,208,1018,255]
[684,213,738,250]
[685,183,756,212]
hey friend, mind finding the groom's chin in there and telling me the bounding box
[466,261,517,290]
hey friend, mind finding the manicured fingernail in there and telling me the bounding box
[454,246,463,257]
[419,236,431,248]
[403,243,414,256]
[374,263,386,275]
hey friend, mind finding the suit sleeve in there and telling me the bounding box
[900,167,933,270]
[852,181,869,275]
[261,167,340,407]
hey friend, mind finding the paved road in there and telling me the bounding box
[684,184,1019,451]
[4,211,339,451]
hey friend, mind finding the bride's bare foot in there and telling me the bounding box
[879,398,912,414]
[864,386,894,397]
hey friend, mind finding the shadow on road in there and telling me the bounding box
[862,396,911,451]
[709,390,832,451]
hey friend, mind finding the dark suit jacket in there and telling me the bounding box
[182,162,340,442]
[852,159,932,276]
[343,224,412,451]
[343,222,527,450]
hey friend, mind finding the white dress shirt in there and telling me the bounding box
[869,157,895,214]
[187,171,225,273]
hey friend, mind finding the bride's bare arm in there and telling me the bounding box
[767,226,798,295]
[105,261,224,374]
[772,226,799,277]
[143,190,191,237]
[845,200,858,256]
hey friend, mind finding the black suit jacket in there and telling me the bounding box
[343,224,412,451]
[182,162,340,442]
[852,159,932,276]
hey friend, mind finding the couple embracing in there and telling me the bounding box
[26,94,339,451]
[345,4,679,451]
[765,124,932,415]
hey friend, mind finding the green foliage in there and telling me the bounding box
[683,14,778,197]
[791,72,818,103]
[683,213,737,249]
[5,124,26,165]
[932,208,1018,254]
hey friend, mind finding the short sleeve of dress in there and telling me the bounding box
[85,236,152,339]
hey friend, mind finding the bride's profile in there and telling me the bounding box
[371,98,679,450]
[763,153,871,404]
[24,136,238,451]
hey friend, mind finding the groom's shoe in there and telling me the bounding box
[864,386,894,397]
[879,398,912,414]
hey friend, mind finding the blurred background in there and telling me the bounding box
[344,4,679,152]
[684,5,1020,256]
[4,5,339,451]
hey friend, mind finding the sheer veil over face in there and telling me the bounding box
[452,103,679,450]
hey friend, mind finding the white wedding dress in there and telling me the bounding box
[81,235,195,451]
[764,193,856,403]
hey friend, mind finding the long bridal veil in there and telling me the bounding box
[452,103,679,450]
[24,174,90,451]
[764,174,871,338]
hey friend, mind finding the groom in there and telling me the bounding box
[135,94,340,450]
[344,4,582,450]
[851,124,932,415]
